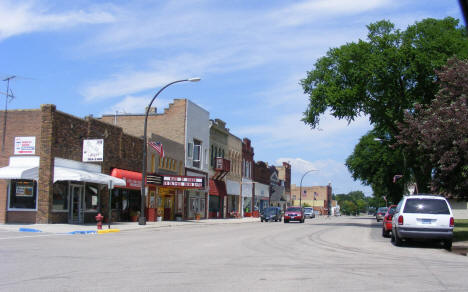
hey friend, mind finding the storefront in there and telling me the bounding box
[255,182,270,213]
[185,170,208,220]
[0,156,125,224]
[147,173,205,220]
[242,178,253,217]
[226,179,240,217]
[110,168,142,222]
[208,179,227,218]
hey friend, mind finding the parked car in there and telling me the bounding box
[391,194,454,250]
[382,205,397,237]
[261,207,282,222]
[284,207,304,223]
[375,207,388,222]
[304,207,315,219]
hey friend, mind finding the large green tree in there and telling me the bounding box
[301,17,468,134]
[345,131,407,203]
[397,58,468,198]
[301,17,468,194]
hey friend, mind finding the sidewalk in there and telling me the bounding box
[0,217,260,234]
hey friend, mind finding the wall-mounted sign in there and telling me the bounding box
[14,136,36,155]
[162,175,204,188]
[83,139,104,162]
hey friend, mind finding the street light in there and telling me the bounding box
[139,77,201,225]
[299,169,319,208]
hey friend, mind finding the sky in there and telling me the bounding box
[0,0,464,196]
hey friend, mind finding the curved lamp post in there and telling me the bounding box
[139,77,201,225]
[299,169,319,208]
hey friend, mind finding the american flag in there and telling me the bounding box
[148,141,164,157]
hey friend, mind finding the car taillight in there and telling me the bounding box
[398,215,404,225]
[450,217,454,227]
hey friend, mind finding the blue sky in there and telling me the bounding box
[0,0,464,196]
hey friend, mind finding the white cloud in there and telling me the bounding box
[101,94,173,115]
[269,0,393,27]
[0,1,115,41]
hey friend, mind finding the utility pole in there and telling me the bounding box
[1,75,16,151]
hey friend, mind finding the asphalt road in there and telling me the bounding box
[1,216,467,291]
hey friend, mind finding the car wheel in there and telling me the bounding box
[443,239,452,250]
[382,227,389,238]
[391,230,395,242]
[261,219,263,222]
[394,230,402,246]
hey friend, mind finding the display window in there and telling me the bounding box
[8,180,37,210]
[53,181,69,211]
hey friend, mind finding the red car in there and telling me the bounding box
[284,207,304,223]
[382,205,397,238]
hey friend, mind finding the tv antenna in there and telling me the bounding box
[1,75,16,151]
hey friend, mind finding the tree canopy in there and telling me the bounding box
[345,131,407,203]
[397,58,468,198]
[301,17,468,135]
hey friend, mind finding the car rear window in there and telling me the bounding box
[403,198,450,214]
[287,207,301,212]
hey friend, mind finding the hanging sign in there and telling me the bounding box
[14,136,36,155]
[83,139,104,162]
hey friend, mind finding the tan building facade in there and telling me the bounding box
[291,183,334,215]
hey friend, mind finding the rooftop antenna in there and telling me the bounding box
[1,75,16,151]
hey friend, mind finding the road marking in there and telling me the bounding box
[0,233,70,240]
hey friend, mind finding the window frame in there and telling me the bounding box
[7,179,38,211]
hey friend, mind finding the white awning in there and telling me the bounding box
[0,156,40,180]
[254,182,269,198]
[0,156,125,187]
[54,166,125,187]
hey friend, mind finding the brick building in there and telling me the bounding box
[0,105,142,224]
[253,161,270,212]
[241,138,254,216]
[290,183,334,215]
[100,99,210,220]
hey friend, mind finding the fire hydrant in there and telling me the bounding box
[95,213,104,230]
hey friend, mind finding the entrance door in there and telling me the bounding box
[163,196,173,220]
[69,184,84,224]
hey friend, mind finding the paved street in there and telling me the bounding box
[1,216,467,291]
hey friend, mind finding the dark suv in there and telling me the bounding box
[261,207,282,222]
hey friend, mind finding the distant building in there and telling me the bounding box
[290,183,335,215]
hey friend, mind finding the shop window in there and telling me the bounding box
[151,154,155,172]
[52,181,69,211]
[187,142,193,158]
[193,140,201,168]
[8,180,37,210]
[84,184,99,212]
[211,145,214,167]
[111,189,121,210]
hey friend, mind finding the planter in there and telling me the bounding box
[130,215,138,222]
[195,214,201,220]
[156,216,162,222]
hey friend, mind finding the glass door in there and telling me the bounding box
[69,184,84,224]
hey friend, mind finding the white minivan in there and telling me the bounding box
[391,194,454,249]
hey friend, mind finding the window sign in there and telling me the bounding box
[14,136,36,155]
[16,184,34,197]
[83,139,104,162]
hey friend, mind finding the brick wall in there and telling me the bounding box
[0,109,42,223]
[1,104,144,223]
[99,99,187,145]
